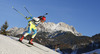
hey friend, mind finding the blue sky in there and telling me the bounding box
[0,0,100,36]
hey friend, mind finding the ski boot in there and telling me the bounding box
[18,36,24,42]
[29,38,33,45]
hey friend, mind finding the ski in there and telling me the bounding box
[29,44,49,52]
[17,40,49,52]
[9,36,49,52]
[17,40,32,47]
[25,42,49,52]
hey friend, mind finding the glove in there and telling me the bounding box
[25,17,31,20]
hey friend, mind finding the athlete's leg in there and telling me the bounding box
[23,27,31,37]
[29,26,37,45]
[19,22,32,42]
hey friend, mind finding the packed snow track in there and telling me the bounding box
[0,34,59,54]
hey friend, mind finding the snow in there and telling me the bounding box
[0,34,59,54]
[83,49,100,54]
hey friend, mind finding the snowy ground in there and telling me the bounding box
[0,34,59,54]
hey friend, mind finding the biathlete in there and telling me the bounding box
[19,16,46,45]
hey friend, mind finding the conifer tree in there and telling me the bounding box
[0,21,9,35]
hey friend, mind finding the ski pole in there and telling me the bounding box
[12,6,26,18]
[24,6,32,17]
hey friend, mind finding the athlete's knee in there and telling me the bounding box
[32,33,37,38]
[23,33,29,37]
